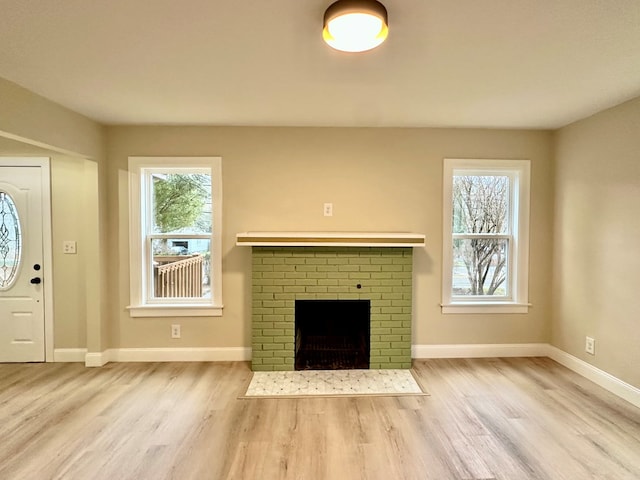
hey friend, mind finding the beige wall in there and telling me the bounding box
[0,77,107,355]
[553,97,640,388]
[107,126,554,349]
[0,77,103,160]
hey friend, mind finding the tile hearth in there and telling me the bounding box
[244,369,425,397]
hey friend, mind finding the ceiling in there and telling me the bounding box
[1,0,639,129]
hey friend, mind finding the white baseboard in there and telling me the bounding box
[85,351,111,367]
[97,347,251,363]
[546,345,640,409]
[75,343,639,409]
[53,348,87,362]
[412,343,549,359]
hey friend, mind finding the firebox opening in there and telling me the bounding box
[295,299,370,370]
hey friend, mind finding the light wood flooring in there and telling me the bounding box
[0,357,638,479]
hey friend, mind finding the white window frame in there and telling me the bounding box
[442,158,530,314]
[128,156,223,317]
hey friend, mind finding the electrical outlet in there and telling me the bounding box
[63,240,77,254]
[585,336,595,355]
[171,324,181,339]
[323,203,333,216]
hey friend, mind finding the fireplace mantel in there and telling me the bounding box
[236,231,425,247]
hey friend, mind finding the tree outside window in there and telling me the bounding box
[452,175,510,297]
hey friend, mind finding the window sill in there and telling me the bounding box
[441,303,530,314]
[127,304,223,318]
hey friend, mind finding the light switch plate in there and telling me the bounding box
[63,240,77,254]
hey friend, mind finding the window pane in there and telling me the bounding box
[151,173,212,234]
[151,238,211,299]
[0,191,22,290]
[453,175,509,234]
[452,238,509,296]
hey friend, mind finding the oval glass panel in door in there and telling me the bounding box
[0,191,22,290]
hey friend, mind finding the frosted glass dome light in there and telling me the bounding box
[323,0,388,53]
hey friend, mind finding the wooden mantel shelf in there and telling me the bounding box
[235,232,426,247]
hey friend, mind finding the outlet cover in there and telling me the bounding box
[585,336,595,355]
[323,203,333,217]
[171,324,181,339]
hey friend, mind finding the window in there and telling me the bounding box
[442,159,530,314]
[128,157,223,317]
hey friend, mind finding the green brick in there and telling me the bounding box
[369,356,386,364]
[371,286,393,293]
[274,322,293,329]
[348,272,370,280]
[262,328,285,336]
[253,264,274,272]
[337,293,360,300]
[262,358,284,365]
[285,258,306,265]
[330,257,350,265]
[262,258,285,265]
[381,307,403,314]
[262,343,285,351]
[307,272,328,279]
[274,293,297,300]
[285,272,307,279]
[252,350,274,358]
[338,265,360,272]
[370,341,391,350]
[306,286,328,293]
[381,349,402,357]
[306,258,327,265]
[284,286,306,293]
[252,293,275,300]
[371,327,391,335]
[348,257,370,265]
[295,265,317,272]
[252,321,274,330]
[263,272,285,279]
[317,265,339,272]
[391,356,410,363]
[314,293,339,300]
[262,286,283,293]
[262,300,285,308]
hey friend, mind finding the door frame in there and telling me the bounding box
[0,157,54,362]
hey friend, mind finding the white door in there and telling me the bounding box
[0,165,46,362]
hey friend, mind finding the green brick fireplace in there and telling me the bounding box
[250,246,414,371]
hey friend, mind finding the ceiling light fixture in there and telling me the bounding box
[322,0,389,53]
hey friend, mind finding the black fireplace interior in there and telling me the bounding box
[295,299,370,370]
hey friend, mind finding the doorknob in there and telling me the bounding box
[30,277,42,284]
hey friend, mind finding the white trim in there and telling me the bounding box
[85,347,251,364]
[440,303,531,314]
[77,343,640,408]
[85,351,111,367]
[128,156,223,315]
[0,157,54,362]
[412,343,548,358]
[547,345,640,409]
[127,305,223,318]
[412,343,640,409]
[236,231,426,247]
[54,348,87,362]
[442,158,530,313]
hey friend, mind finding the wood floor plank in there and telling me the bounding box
[0,358,638,479]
